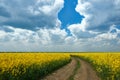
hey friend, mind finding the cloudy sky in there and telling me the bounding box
[0,0,120,52]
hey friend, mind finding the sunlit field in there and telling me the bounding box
[0,53,70,80]
[0,52,120,80]
[72,53,120,80]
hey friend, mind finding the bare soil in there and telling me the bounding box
[40,58,101,80]
[74,59,100,80]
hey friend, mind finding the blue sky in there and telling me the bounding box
[58,0,83,35]
[0,0,120,52]
[58,0,83,29]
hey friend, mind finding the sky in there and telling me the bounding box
[0,0,120,52]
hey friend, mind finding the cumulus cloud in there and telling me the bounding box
[68,0,120,40]
[0,0,64,30]
[0,0,120,52]
[0,26,68,51]
[68,0,120,39]
[68,24,98,38]
[0,0,69,51]
[74,0,120,31]
[68,23,120,51]
[1,25,120,52]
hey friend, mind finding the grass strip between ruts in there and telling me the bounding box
[68,57,80,80]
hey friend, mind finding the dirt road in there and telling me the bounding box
[74,59,100,80]
[41,58,100,80]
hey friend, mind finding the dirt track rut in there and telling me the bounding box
[74,59,100,80]
[41,58,100,80]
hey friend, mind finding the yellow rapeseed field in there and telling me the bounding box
[0,52,120,80]
[0,53,70,80]
[73,53,120,80]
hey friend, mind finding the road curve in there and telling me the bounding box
[40,58,101,80]
[41,58,77,80]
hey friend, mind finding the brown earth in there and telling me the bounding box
[74,59,100,80]
[40,58,101,80]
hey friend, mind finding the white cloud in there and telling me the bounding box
[70,0,120,32]
[68,24,98,38]
[38,0,64,15]
[68,0,120,38]
[37,28,67,45]
[0,0,120,52]
[67,0,120,51]
[1,26,120,52]
[0,26,68,51]
[0,0,64,30]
